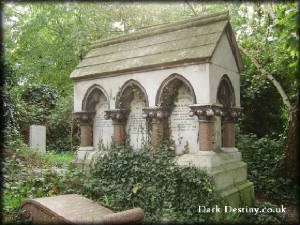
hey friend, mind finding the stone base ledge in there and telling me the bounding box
[73,149,106,170]
[70,160,85,169]
[221,147,239,153]
[78,146,94,151]
[210,161,247,191]
[174,151,242,170]
[174,151,248,191]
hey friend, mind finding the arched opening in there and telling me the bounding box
[82,85,113,149]
[156,74,198,154]
[216,75,236,148]
[118,80,149,150]
[217,75,235,109]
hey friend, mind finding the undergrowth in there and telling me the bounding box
[236,127,299,204]
[89,141,224,223]
[3,137,223,224]
[3,132,291,224]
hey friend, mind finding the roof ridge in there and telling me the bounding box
[91,11,229,49]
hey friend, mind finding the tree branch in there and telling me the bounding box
[184,0,198,16]
[184,1,293,115]
[238,45,293,112]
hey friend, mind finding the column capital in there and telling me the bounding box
[189,104,224,121]
[104,109,129,124]
[142,107,168,123]
[222,107,242,123]
[73,111,96,125]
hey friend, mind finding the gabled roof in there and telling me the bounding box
[70,11,243,80]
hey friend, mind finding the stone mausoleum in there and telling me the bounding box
[70,11,254,207]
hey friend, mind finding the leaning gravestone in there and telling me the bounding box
[20,194,144,224]
[29,125,46,153]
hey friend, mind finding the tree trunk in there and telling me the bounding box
[283,96,299,184]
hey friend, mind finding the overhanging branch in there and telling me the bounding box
[238,45,292,112]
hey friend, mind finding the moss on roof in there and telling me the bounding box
[70,11,242,80]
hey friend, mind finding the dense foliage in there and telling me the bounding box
[3,139,223,223]
[4,138,289,224]
[90,142,223,223]
[236,128,299,203]
[3,139,75,223]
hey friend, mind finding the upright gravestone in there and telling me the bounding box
[169,85,199,155]
[29,125,46,153]
[93,94,113,150]
[126,93,147,150]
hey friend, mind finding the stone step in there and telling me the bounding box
[208,161,247,191]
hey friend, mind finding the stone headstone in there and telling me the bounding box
[169,85,199,155]
[126,93,147,150]
[93,94,113,150]
[29,125,46,153]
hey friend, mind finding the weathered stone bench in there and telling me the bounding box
[20,194,144,224]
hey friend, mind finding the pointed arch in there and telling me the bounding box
[155,73,196,105]
[216,74,235,108]
[82,84,110,111]
[116,79,149,108]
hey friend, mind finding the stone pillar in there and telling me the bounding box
[104,109,128,145]
[198,119,214,150]
[223,120,235,147]
[222,107,241,148]
[80,125,92,147]
[142,107,168,147]
[73,111,96,147]
[189,104,223,151]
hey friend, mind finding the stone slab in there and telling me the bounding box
[29,125,46,153]
[93,94,113,149]
[20,194,144,224]
[126,93,148,150]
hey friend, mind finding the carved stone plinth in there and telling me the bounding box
[104,109,128,144]
[142,107,168,147]
[73,111,95,147]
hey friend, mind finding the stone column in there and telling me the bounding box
[73,111,95,147]
[142,107,168,147]
[222,107,241,148]
[189,104,223,151]
[105,109,128,145]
